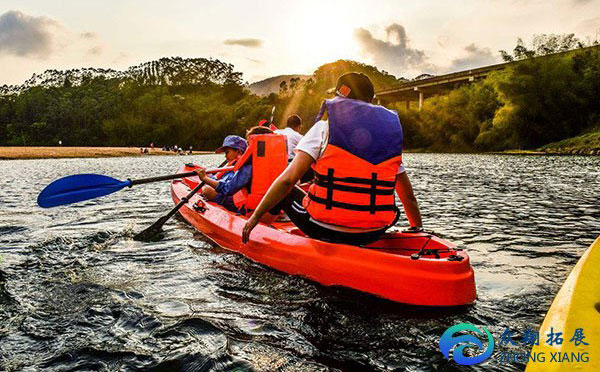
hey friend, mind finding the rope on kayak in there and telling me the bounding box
[410,234,437,259]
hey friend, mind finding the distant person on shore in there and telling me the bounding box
[188,146,193,155]
[150,142,154,151]
[242,72,423,246]
[275,115,303,161]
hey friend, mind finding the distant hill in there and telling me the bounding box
[248,74,311,96]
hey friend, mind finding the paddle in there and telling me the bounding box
[133,159,229,241]
[37,166,233,208]
[269,105,275,124]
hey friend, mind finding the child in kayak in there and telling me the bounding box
[195,135,248,212]
[196,127,274,213]
[242,72,423,246]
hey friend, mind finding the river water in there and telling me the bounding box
[0,154,598,371]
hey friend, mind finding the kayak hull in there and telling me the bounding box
[526,237,600,371]
[171,165,476,306]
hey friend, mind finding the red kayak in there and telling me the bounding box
[172,165,476,306]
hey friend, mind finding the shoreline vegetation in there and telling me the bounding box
[1,35,598,155]
[0,147,210,160]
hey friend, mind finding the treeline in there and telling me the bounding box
[0,57,275,149]
[392,41,600,151]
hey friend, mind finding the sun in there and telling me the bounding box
[284,3,361,69]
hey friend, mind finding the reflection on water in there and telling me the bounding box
[0,154,598,371]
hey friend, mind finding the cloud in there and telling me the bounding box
[355,23,502,76]
[437,35,449,48]
[111,52,129,64]
[246,57,263,64]
[87,46,103,55]
[80,31,97,39]
[0,10,61,57]
[223,38,263,48]
[447,43,499,72]
[354,23,434,75]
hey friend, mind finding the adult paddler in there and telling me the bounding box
[242,72,423,246]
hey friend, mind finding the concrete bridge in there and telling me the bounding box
[374,45,599,109]
[374,61,508,109]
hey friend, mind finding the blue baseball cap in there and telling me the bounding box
[215,135,247,153]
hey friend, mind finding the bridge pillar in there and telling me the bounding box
[413,87,424,110]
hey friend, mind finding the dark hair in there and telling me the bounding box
[335,72,374,102]
[246,125,274,138]
[286,114,302,129]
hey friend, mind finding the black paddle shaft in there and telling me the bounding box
[162,181,205,221]
[129,171,198,186]
[133,159,229,241]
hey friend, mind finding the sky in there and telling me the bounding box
[0,0,598,85]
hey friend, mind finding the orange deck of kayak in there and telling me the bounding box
[172,165,476,306]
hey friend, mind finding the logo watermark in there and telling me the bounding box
[440,323,591,366]
[439,323,495,365]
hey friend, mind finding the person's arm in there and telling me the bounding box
[395,172,423,228]
[215,165,252,196]
[195,167,219,189]
[195,165,252,196]
[242,151,314,243]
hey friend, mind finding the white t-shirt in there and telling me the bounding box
[274,127,303,160]
[295,120,405,233]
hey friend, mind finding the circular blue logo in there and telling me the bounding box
[440,323,495,365]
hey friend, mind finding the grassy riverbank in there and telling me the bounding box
[0,147,210,160]
[537,129,600,155]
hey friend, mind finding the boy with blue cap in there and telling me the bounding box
[195,135,251,212]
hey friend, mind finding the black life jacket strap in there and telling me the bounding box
[313,170,396,188]
[314,174,395,196]
[308,193,397,212]
[326,168,334,210]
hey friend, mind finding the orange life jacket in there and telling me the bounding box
[232,134,288,212]
[303,97,404,229]
[215,157,240,179]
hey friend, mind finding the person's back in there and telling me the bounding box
[241,72,423,246]
[275,115,303,161]
[303,95,403,230]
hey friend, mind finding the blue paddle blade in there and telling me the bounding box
[37,174,132,208]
